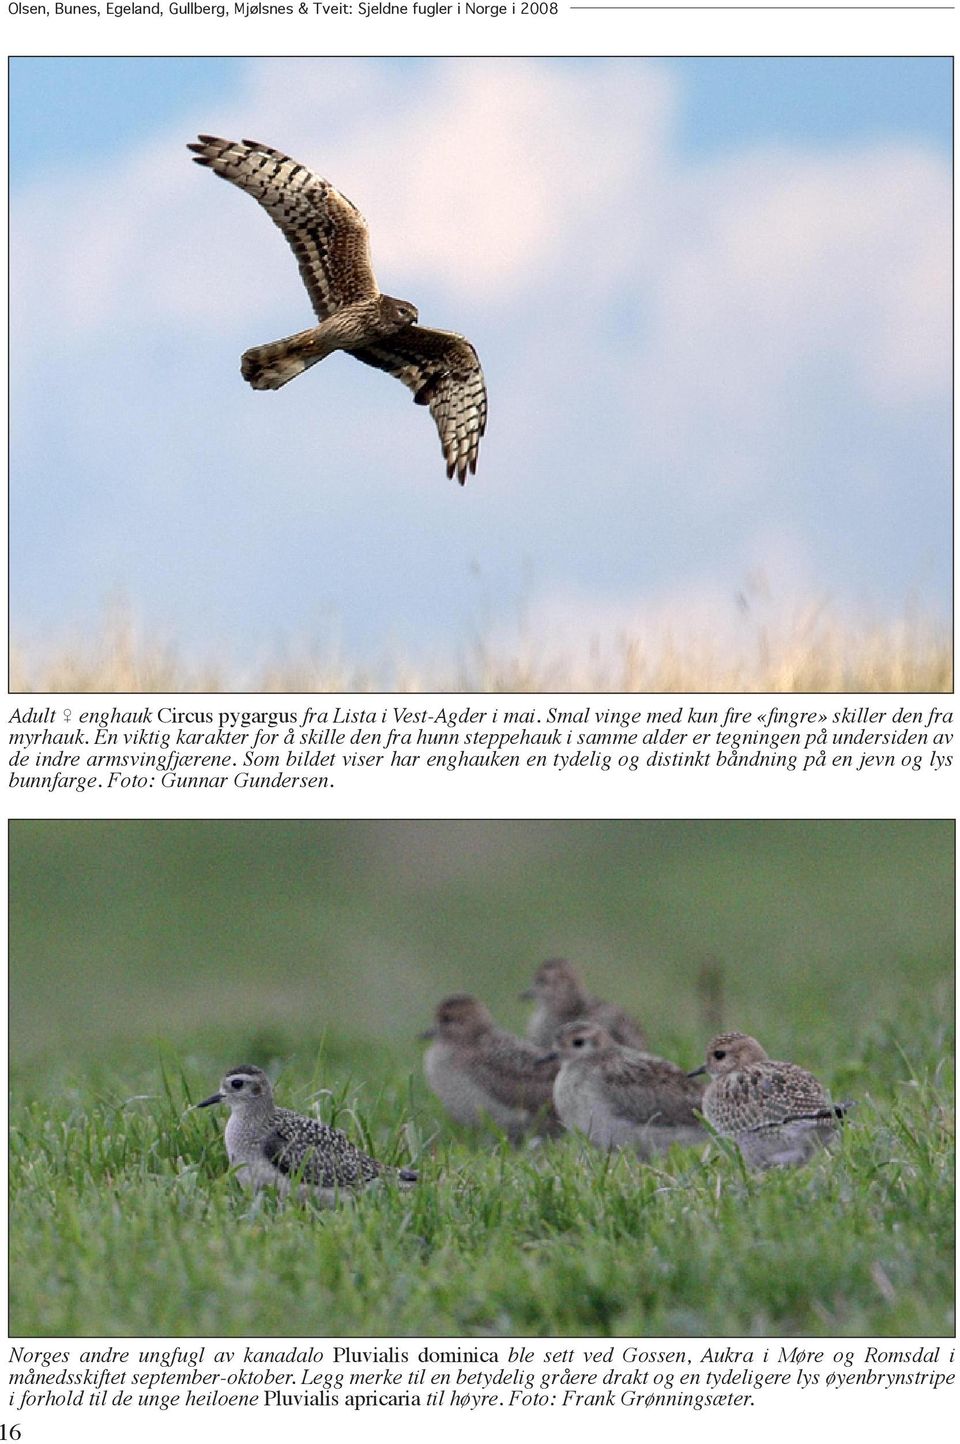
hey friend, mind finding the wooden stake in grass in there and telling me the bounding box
[697,957,725,1036]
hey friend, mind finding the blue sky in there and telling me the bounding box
[9,59,952,181]
[10,58,952,681]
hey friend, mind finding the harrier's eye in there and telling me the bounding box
[713,1050,726,1061]
[573,1038,585,1047]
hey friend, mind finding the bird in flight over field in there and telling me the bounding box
[189,135,487,484]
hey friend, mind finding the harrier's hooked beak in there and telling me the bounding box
[418,1027,437,1041]
[194,1090,225,1108]
[686,1065,707,1079]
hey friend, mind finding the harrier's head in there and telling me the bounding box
[380,294,419,331]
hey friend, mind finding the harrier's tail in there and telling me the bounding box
[241,327,332,391]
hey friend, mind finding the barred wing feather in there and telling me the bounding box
[188,135,379,319]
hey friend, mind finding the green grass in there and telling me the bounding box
[9,820,954,1336]
[9,1007,954,1337]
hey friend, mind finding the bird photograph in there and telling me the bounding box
[188,135,486,485]
[8,818,953,1338]
[9,57,951,690]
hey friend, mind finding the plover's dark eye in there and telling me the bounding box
[713,1050,726,1061]
[573,1038,585,1047]
[230,1078,244,1090]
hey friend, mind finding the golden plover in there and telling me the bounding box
[420,994,561,1139]
[543,1021,706,1157]
[196,1064,418,1203]
[688,1032,850,1169]
[521,957,648,1051]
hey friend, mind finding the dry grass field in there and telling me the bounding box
[10,606,952,692]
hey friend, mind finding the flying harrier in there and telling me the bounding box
[189,135,487,484]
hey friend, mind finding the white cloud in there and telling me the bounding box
[12,60,949,404]
[11,60,679,346]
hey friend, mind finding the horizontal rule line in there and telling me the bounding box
[570,6,955,9]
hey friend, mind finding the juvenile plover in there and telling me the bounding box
[688,1032,850,1169]
[543,1021,706,1157]
[420,994,561,1139]
[196,1064,418,1203]
[521,958,648,1051]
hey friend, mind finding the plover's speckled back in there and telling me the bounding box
[521,958,647,1051]
[421,994,561,1139]
[543,1022,706,1157]
[196,1064,417,1204]
[689,1032,849,1169]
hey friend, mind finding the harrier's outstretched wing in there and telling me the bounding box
[188,135,378,319]
[350,326,488,484]
[190,136,487,483]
